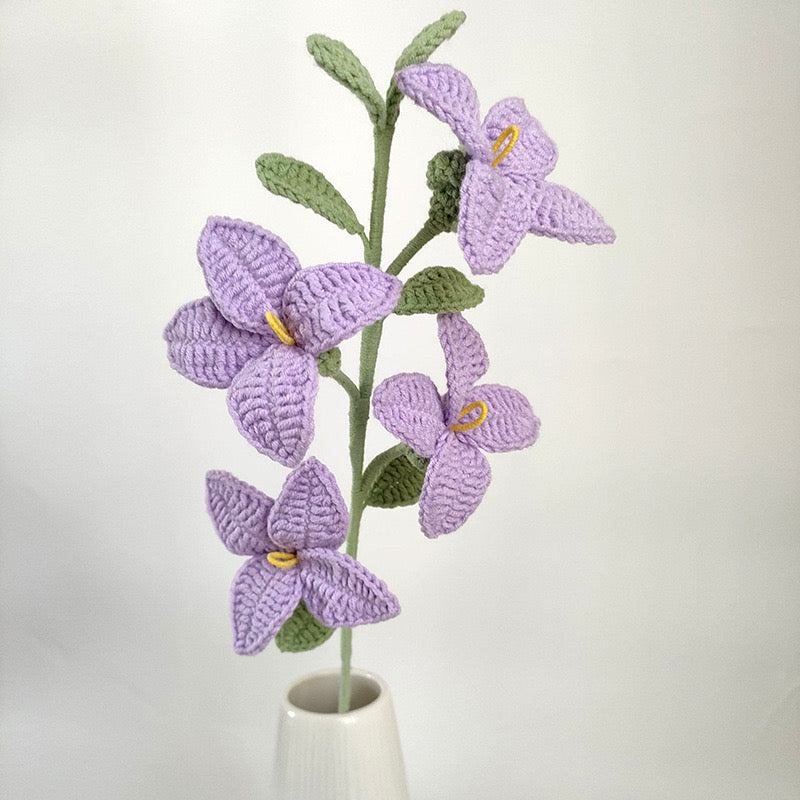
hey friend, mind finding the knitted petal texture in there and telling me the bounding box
[231,558,302,655]
[418,432,492,538]
[209,461,401,654]
[528,181,616,245]
[206,471,276,555]
[393,63,488,159]
[269,458,349,551]
[198,216,300,336]
[438,313,489,420]
[458,161,530,275]
[460,384,541,453]
[163,298,269,388]
[481,97,558,186]
[395,62,615,273]
[282,263,402,357]
[371,372,445,459]
[227,346,318,467]
[300,549,401,627]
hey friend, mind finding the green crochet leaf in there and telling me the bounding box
[255,154,364,236]
[366,450,427,508]
[402,445,430,473]
[275,600,335,653]
[306,35,385,125]
[426,149,467,233]
[317,347,342,377]
[395,266,484,316]
[386,11,468,125]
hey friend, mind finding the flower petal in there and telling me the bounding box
[206,471,276,555]
[269,458,349,551]
[197,216,301,335]
[482,97,558,184]
[458,160,530,275]
[231,557,302,655]
[460,384,540,453]
[163,298,269,388]
[437,313,488,421]
[393,63,489,159]
[372,373,444,459]
[300,549,400,628]
[281,263,402,357]
[226,345,318,467]
[528,181,616,244]
[418,432,491,538]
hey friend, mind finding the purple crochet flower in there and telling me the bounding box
[206,458,401,655]
[372,313,540,537]
[164,217,402,467]
[394,63,615,274]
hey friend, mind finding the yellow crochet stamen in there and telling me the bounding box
[265,311,296,346]
[490,124,520,168]
[449,400,489,432]
[267,551,298,569]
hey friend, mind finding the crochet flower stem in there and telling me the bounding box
[338,125,441,713]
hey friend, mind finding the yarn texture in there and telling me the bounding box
[394,63,615,274]
[206,459,400,655]
[366,450,427,508]
[164,216,401,466]
[255,153,365,236]
[372,313,540,537]
[275,600,335,652]
[395,265,484,315]
[426,148,467,233]
[386,10,467,125]
[306,35,385,125]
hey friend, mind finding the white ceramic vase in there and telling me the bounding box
[273,668,409,800]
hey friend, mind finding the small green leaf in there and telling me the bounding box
[426,149,467,233]
[317,347,342,378]
[275,601,335,653]
[386,11,468,125]
[402,445,430,473]
[255,154,364,236]
[366,451,427,508]
[395,266,484,316]
[306,35,385,125]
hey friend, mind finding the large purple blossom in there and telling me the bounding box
[206,458,400,655]
[373,313,540,537]
[394,63,615,275]
[164,217,401,467]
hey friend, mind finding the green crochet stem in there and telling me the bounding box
[338,123,440,713]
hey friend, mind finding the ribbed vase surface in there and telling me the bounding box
[273,668,409,800]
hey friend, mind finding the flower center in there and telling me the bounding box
[449,400,489,432]
[265,311,296,346]
[490,125,519,169]
[267,551,298,568]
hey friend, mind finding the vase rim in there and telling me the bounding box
[282,667,389,717]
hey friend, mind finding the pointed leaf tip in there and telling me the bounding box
[386,10,468,125]
[275,600,335,653]
[306,34,385,125]
[395,266,484,315]
[255,153,364,236]
[366,452,427,508]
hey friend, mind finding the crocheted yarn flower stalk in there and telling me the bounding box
[163,9,615,717]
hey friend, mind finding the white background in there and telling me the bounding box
[2,1,798,798]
